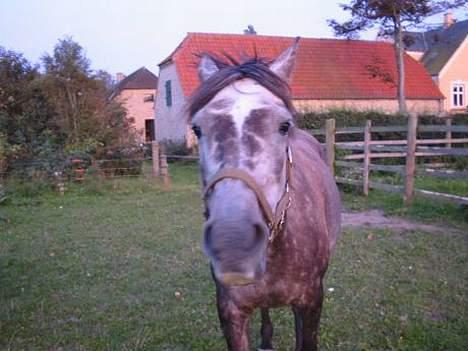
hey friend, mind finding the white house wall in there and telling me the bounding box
[154,62,188,144]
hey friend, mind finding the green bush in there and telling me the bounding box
[297,109,408,130]
[161,140,193,156]
[298,110,468,129]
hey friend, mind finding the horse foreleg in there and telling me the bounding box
[216,299,251,351]
[293,305,304,350]
[258,308,274,350]
[292,289,323,351]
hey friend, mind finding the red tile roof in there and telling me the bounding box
[160,33,443,100]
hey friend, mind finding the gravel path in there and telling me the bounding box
[342,209,464,235]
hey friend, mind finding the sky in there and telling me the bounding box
[1,0,466,77]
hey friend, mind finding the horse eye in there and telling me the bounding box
[279,121,291,135]
[192,125,202,138]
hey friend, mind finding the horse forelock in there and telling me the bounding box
[188,55,295,120]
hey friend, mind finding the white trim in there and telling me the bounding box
[439,35,468,78]
[450,81,466,109]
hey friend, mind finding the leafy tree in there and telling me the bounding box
[41,37,137,149]
[95,69,116,92]
[1,38,138,175]
[328,0,465,114]
[41,37,94,143]
[0,47,59,163]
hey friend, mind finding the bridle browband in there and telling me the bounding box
[203,146,293,243]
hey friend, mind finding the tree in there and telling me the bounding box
[1,39,138,174]
[41,37,93,143]
[41,37,137,149]
[0,47,59,163]
[328,0,465,115]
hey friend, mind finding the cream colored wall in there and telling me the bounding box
[154,61,444,145]
[116,88,155,142]
[154,62,189,144]
[293,99,442,114]
[437,36,468,112]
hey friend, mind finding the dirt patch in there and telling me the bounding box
[342,209,464,235]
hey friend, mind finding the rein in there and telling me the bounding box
[203,146,292,243]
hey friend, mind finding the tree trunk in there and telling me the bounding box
[65,83,79,143]
[394,15,407,115]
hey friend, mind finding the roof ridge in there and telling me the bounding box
[186,31,391,45]
[158,32,395,66]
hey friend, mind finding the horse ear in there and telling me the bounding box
[198,55,219,82]
[269,37,300,82]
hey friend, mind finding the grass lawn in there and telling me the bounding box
[1,162,467,350]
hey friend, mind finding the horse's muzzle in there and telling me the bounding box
[203,219,269,286]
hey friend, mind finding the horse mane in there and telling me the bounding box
[187,53,296,120]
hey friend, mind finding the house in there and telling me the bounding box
[110,67,158,143]
[155,33,443,146]
[404,12,468,113]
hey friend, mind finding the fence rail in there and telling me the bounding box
[315,116,468,206]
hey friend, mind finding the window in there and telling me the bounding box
[145,119,155,142]
[143,94,154,102]
[452,83,465,108]
[165,80,172,107]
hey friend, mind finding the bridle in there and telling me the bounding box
[203,146,293,243]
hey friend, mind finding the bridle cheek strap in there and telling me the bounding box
[203,147,292,242]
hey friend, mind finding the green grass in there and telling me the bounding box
[367,173,468,198]
[1,162,467,350]
[414,175,468,197]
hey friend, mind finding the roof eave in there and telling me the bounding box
[158,57,174,67]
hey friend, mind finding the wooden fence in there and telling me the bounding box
[152,116,468,206]
[313,116,468,206]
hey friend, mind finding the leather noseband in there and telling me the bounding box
[203,146,292,242]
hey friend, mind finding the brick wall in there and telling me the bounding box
[293,98,442,114]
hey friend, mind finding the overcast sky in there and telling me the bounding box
[1,0,466,77]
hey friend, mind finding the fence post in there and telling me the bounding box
[404,113,418,206]
[363,120,372,196]
[325,118,336,176]
[159,144,170,186]
[445,117,452,148]
[152,141,160,177]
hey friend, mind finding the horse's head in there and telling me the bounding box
[189,40,299,286]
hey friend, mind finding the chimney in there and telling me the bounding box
[116,72,126,82]
[243,25,257,35]
[443,11,454,28]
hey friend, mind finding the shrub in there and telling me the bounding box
[161,140,193,156]
[298,110,468,129]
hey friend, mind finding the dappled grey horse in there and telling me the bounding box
[188,39,341,351]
